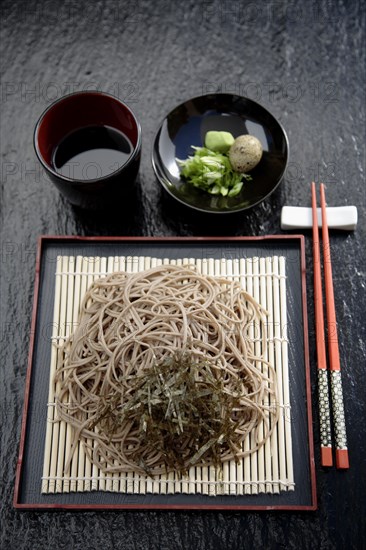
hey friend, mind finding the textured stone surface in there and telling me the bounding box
[1,0,365,548]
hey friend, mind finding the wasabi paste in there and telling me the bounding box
[204,131,235,153]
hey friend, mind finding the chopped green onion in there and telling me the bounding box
[177,146,251,197]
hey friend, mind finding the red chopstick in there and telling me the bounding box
[311,183,333,466]
[320,183,349,469]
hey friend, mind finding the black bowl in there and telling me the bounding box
[152,94,289,214]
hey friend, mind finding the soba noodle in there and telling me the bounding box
[54,264,279,475]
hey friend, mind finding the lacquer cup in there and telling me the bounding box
[34,91,142,209]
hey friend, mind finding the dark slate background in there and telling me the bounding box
[1,1,365,548]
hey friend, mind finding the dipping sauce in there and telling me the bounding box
[52,125,133,180]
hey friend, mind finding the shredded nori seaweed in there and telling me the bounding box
[89,351,246,475]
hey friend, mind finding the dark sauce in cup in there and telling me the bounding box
[52,125,133,180]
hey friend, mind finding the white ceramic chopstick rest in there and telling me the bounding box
[281,206,358,231]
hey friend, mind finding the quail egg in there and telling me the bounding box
[229,135,263,173]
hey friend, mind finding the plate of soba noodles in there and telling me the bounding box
[14,236,316,511]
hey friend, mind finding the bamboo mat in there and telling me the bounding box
[41,255,294,496]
